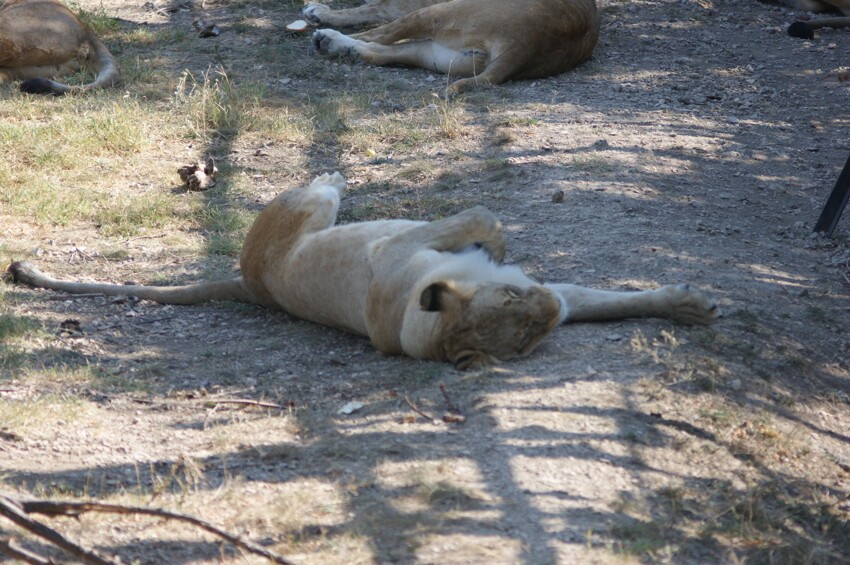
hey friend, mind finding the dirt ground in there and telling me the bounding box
[2,0,850,563]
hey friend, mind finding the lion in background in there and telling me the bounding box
[7,173,719,369]
[0,0,118,94]
[303,0,600,96]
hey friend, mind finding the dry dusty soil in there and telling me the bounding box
[1,0,850,563]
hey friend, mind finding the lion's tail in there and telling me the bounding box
[19,31,119,96]
[6,262,256,306]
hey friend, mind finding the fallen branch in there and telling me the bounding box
[0,494,295,565]
[0,537,53,565]
[0,496,116,565]
[403,395,437,424]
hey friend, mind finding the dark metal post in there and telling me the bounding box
[814,151,850,237]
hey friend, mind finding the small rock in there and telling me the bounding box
[338,401,364,415]
[730,379,743,391]
[552,189,565,203]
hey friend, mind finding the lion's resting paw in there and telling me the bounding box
[311,171,346,192]
[311,29,359,58]
[659,284,721,325]
[303,3,330,24]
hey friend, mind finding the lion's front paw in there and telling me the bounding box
[660,284,721,325]
[303,3,330,24]
[311,29,359,58]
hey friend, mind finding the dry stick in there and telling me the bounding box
[87,392,285,412]
[438,382,462,414]
[199,398,284,409]
[0,537,53,565]
[403,395,437,423]
[202,402,221,431]
[119,232,169,244]
[67,248,96,263]
[0,496,116,565]
[17,499,295,565]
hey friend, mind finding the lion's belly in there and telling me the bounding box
[268,220,424,336]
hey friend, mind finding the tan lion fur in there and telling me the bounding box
[6,173,719,368]
[0,0,118,94]
[303,0,600,95]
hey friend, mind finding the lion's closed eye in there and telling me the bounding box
[454,350,492,370]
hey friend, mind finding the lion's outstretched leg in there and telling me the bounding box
[545,283,720,325]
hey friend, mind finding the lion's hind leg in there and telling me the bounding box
[296,171,347,232]
[546,283,720,325]
[312,29,485,78]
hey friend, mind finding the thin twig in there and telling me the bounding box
[202,402,221,431]
[67,248,96,264]
[0,496,116,565]
[403,395,437,423]
[119,232,169,244]
[86,392,288,413]
[10,497,295,565]
[438,382,462,414]
[200,398,284,409]
[0,537,52,565]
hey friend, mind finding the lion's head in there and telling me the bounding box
[419,281,565,369]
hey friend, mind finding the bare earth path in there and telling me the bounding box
[1,0,849,563]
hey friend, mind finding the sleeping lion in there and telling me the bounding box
[6,173,720,368]
[303,0,600,95]
[0,0,118,94]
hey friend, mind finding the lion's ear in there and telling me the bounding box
[419,282,451,312]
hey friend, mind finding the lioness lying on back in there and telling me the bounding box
[6,173,719,368]
[0,0,118,94]
[303,0,600,95]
